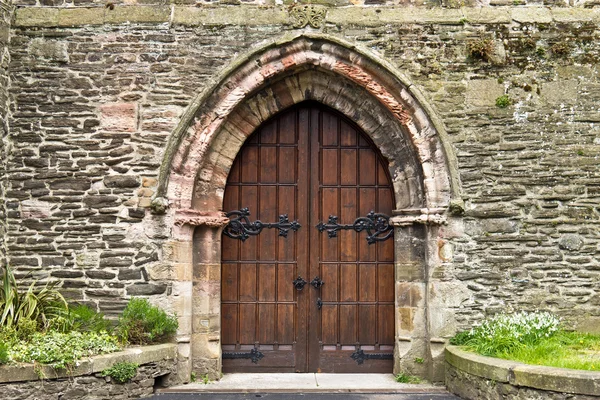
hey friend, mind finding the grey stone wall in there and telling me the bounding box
[446,363,600,400]
[0,0,11,269]
[0,360,175,400]
[5,4,600,339]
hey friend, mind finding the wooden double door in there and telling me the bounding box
[221,103,395,373]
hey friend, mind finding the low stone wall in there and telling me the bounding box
[446,345,600,400]
[0,343,178,400]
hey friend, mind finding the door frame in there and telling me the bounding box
[156,34,460,382]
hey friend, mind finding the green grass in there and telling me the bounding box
[491,331,600,371]
[452,311,600,371]
[395,373,421,384]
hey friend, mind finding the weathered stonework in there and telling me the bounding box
[0,344,178,400]
[4,2,600,384]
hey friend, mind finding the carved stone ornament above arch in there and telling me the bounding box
[156,33,459,224]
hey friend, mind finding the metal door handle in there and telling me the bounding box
[292,276,307,291]
[310,276,324,289]
[317,298,323,310]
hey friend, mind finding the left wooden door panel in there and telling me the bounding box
[221,109,310,372]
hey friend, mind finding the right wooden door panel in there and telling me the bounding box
[222,103,394,373]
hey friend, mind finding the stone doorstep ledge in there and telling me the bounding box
[445,345,600,397]
[13,5,600,28]
[0,343,177,384]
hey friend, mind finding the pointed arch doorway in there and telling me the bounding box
[220,102,395,373]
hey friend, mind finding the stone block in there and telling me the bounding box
[100,103,137,132]
[466,79,504,108]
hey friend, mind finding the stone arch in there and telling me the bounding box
[160,34,460,381]
[157,33,458,214]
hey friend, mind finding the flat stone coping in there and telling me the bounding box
[14,6,600,28]
[0,343,177,383]
[162,373,449,393]
[446,345,600,397]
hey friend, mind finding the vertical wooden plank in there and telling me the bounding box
[227,155,241,183]
[358,149,376,186]
[221,263,238,301]
[241,146,258,183]
[359,264,376,302]
[239,263,257,302]
[358,187,376,262]
[259,185,277,261]
[221,304,238,344]
[378,187,394,262]
[278,185,296,261]
[339,188,357,262]
[277,263,294,301]
[321,112,338,146]
[260,146,277,183]
[259,304,276,344]
[378,304,395,345]
[340,121,357,147]
[340,264,357,301]
[321,149,338,186]
[260,119,277,144]
[321,187,338,262]
[239,303,257,344]
[279,147,296,184]
[320,264,338,302]
[239,186,258,261]
[321,305,338,344]
[358,305,376,344]
[339,305,356,344]
[258,264,276,301]
[340,149,357,186]
[378,264,395,302]
[277,304,295,344]
[279,111,296,144]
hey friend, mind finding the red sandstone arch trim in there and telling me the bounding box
[156,33,459,215]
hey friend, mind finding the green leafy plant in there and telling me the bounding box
[57,305,112,333]
[0,266,68,331]
[0,341,8,364]
[116,298,178,345]
[414,357,424,364]
[395,373,421,383]
[495,95,511,108]
[9,330,121,369]
[101,361,139,383]
[190,371,197,382]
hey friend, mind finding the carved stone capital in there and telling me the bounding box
[390,208,448,227]
[289,5,327,29]
[174,209,230,227]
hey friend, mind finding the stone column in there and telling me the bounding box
[173,210,229,381]
[391,208,447,381]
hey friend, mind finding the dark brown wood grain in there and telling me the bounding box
[222,103,394,373]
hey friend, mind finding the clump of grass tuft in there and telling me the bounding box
[395,373,421,384]
[495,95,512,108]
[467,38,494,61]
[116,298,178,345]
[452,311,600,371]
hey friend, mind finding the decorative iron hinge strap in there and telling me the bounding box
[222,348,264,364]
[350,349,393,365]
[316,211,393,244]
[224,208,301,241]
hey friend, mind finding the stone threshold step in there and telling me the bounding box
[160,373,449,394]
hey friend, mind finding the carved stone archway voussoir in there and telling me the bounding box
[158,33,461,382]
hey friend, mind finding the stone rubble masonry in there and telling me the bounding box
[0,0,10,269]
[0,344,178,400]
[3,0,600,383]
[445,345,600,399]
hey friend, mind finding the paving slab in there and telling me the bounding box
[162,373,449,393]
[151,393,460,400]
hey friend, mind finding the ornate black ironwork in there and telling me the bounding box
[316,298,323,310]
[316,211,393,244]
[350,349,393,365]
[293,276,307,291]
[310,276,324,289]
[222,348,264,364]
[224,208,301,241]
